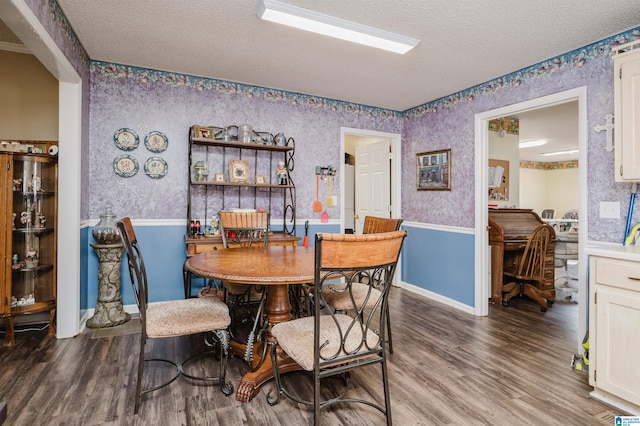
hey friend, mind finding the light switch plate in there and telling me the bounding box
[600,201,620,219]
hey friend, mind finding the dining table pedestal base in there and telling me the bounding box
[232,340,301,402]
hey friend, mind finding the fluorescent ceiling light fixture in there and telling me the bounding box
[257,0,420,54]
[519,139,548,148]
[540,149,579,156]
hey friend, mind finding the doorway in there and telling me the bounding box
[1,1,84,339]
[340,127,403,281]
[475,87,588,351]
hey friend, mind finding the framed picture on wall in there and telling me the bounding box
[193,126,215,140]
[228,160,250,183]
[417,149,451,191]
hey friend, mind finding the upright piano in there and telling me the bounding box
[488,208,556,305]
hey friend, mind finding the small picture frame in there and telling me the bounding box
[255,175,266,185]
[214,173,226,183]
[228,160,250,183]
[193,126,214,140]
[417,149,451,191]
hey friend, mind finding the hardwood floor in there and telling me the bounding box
[0,289,622,425]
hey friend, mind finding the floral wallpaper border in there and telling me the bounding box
[48,0,89,67]
[520,160,579,170]
[52,0,640,123]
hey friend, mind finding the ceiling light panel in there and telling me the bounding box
[519,139,548,148]
[257,0,420,54]
[540,149,579,156]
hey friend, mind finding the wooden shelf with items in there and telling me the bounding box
[185,124,298,260]
[1,150,58,346]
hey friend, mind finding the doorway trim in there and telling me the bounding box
[1,0,84,338]
[340,127,403,281]
[474,87,588,343]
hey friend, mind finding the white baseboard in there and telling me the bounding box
[399,281,475,315]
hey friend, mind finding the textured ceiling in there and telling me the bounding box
[2,1,633,161]
[53,0,640,111]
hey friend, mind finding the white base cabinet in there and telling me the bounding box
[588,247,640,414]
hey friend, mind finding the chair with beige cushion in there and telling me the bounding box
[117,217,233,414]
[322,216,403,353]
[267,230,407,425]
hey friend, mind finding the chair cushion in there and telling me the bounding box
[146,297,230,338]
[271,314,382,371]
[322,283,382,311]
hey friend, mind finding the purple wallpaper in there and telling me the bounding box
[89,66,402,220]
[401,33,637,242]
[31,1,640,243]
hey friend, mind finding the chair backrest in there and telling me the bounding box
[219,211,269,248]
[362,216,403,234]
[116,217,148,329]
[563,209,579,220]
[313,230,407,363]
[516,223,554,280]
[540,209,555,219]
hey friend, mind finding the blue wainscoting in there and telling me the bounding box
[402,224,475,307]
[84,220,342,309]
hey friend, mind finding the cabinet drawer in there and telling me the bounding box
[593,256,640,291]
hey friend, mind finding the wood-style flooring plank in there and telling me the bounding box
[0,288,624,425]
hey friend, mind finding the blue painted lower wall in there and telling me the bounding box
[402,225,475,307]
[83,221,342,309]
[82,221,474,310]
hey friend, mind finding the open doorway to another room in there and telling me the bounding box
[475,87,588,353]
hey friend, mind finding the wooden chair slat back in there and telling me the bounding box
[362,216,403,234]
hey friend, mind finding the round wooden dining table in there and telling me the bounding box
[185,245,315,402]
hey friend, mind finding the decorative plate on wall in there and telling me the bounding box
[144,131,168,153]
[113,154,139,177]
[144,157,168,179]
[114,128,139,151]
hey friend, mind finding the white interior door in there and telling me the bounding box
[355,139,391,233]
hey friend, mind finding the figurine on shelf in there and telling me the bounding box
[25,249,38,268]
[193,161,208,182]
[276,161,288,185]
[210,216,219,235]
[12,179,22,191]
[20,211,30,226]
[37,213,46,228]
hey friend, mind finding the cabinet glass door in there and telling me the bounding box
[11,155,57,311]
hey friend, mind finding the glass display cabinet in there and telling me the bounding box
[1,152,57,346]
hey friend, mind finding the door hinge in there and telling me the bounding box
[387,152,393,160]
[388,205,392,213]
[594,292,597,304]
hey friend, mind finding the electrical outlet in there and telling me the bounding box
[600,201,620,219]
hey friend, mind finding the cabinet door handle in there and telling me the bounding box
[628,276,640,281]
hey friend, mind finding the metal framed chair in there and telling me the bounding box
[218,211,270,363]
[267,230,407,425]
[502,223,555,312]
[322,216,403,353]
[117,217,233,414]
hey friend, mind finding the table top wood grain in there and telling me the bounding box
[185,245,315,285]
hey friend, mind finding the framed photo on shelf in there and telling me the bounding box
[255,175,266,185]
[417,148,451,191]
[228,160,250,183]
[214,173,226,183]
[193,126,215,140]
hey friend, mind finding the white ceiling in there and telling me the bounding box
[4,1,636,161]
[54,0,640,112]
